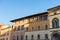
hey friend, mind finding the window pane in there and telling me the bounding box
[21,25,24,30]
[18,26,20,30]
[32,27,34,31]
[39,16,42,21]
[45,25,48,30]
[43,15,48,20]
[52,18,59,28]
[38,26,40,31]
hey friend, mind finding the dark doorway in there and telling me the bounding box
[52,33,60,40]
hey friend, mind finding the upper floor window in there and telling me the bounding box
[52,18,59,28]
[26,27,28,31]
[39,16,42,21]
[38,26,40,31]
[21,25,24,30]
[45,25,48,30]
[32,27,34,31]
[43,15,48,20]
[17,26,20,30]
[16,26,20,31]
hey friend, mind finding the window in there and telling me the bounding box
[45,34,48,40]
[43,15,48,20]
[21,25,24,30]
[31,35,34,40]
[17,26,20,30]
[6,32,9,35]
[37,34,40,40]
[26,35,28,40]
[16,26,20,31]
[26,27,28,31]
[45,25,48,30]
[38,26,40,31]
[32,27,34,31]
[39,16,42,21]
[54,12,57,15]
[6,38,8,40]
[52,18,59,28]
[21,35,23,40]
[17,36,18,40]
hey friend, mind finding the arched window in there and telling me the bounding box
[37,34,40,40]
[26,35,28,40]
[21,25,24,30]
[52,18,59,28]
[31,35,34,40]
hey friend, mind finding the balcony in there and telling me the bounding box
[49,27,60,32]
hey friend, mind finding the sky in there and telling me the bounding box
[0,0,60,25]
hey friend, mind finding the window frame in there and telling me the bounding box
[38,26,40,31]
[52,18,59,28]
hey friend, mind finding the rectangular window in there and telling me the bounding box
[39,16,42,21]
[32,27,34,31]
[43,15,48,20]
[38,26,40,31]
[21,25,24,30]
[45,34,48,40]
[18,26,20,30]
[45,25,48,30]
[26,27,28,31]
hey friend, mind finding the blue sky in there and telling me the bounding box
[0,0,60,25]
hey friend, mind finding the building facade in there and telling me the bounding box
[10,5,60,40]
[48,6,60,40]
[0,24,12,40]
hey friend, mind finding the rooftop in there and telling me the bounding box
[10,12,48,22]
[47,5,60,11]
